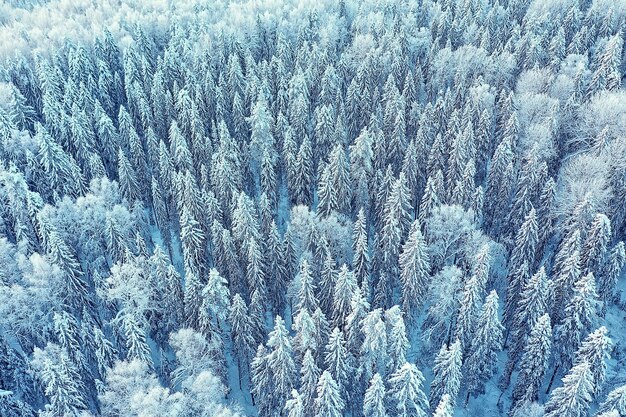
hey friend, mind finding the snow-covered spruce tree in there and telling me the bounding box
[429,339,462,411]
[554,272,599,376]
[552,248,583,323]
[351,128,374,213]
[360,308,388,388]
[328,144,352,215]
[266,316,296,413]
[318,245,337,318]
[571,327,612,396]
[120,313,153,368]
[293,309,317,363]
[300,350,321,416]
[484,135,515,232]
[314,371,344,417]
[504,206,538,329]
[363,373,387,417]
[317,163,336,218]
[510,314,552,413]
[325,327,353,397]
[399,220,430,324]
[599,242,625,315]
[353,208,370,293]
[598,384,626,416]
[296,258,319,316]
[346,286,370,356]
[465,290,503,401]
[251,345,271,415]
[418,172,442,226]
[117,148,140,203]
[267,221,289,315]
[31,343,87,417]
[544,360,595,417]
[502,266,551,388]
[285,389,304,417]
[385,306,409,373]
[432,394,453,417]
[333,264,358,330]
[387,362,429,417]
[454,274,483,353]
[547,328,610,415]
[294,135,313,206]
[581,213,611,275]
[229,293,255,384]
[201,268,230,333]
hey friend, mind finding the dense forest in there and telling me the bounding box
[0,0,626,416]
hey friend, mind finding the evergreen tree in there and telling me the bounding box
[333,265,358,329]
[418,172,442,226]
[267,316,297,413]
[552,230,582,290]
[93,326,116,380]
[399,220,430,323]
[285,390,305,417]
[121,313,152,368]
[31,343,87,417]
[297,258,319,316]
[200,268,230,332]
[315,371,344,417]
[572,327,612,395]
[555,272,599,371]
[184,269,204,330]
[353,208,370,291]
[363,373,388,417]
[251,345,272,415]
[485,136,515,230]
[360,308,388,384]
[319,247,338,318]
[317,163,336,217]
[301,350,321,415]
[268,221,289,315]
[599,242,625,314]
[249,288,267,345]
[598,385,626,416]
[504,206,538,327]
[454,275,483,352]
[544,361,595,417]
[503,267,551,387]
[248,94,275,168]
[429,340,462,410]
[179,205,205,276]
[346,287,370,356]
[385,305,409,373]
[432,394,453,417]
[537,177,557,251]
[511,314,552,411]
[294,135,313,206]
[581,214,611,274]
[388,363,429,417]
[350,128,374,211]
[325,328,352,395]
[465,290,504,400]
[46,230,89,313]
[553,249,583,323]
[328,144,352,214]
[311,307,331,366]
[35,123,85,197]
[229,293,255,383]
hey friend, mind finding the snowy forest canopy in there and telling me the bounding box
[0,0,626,416]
